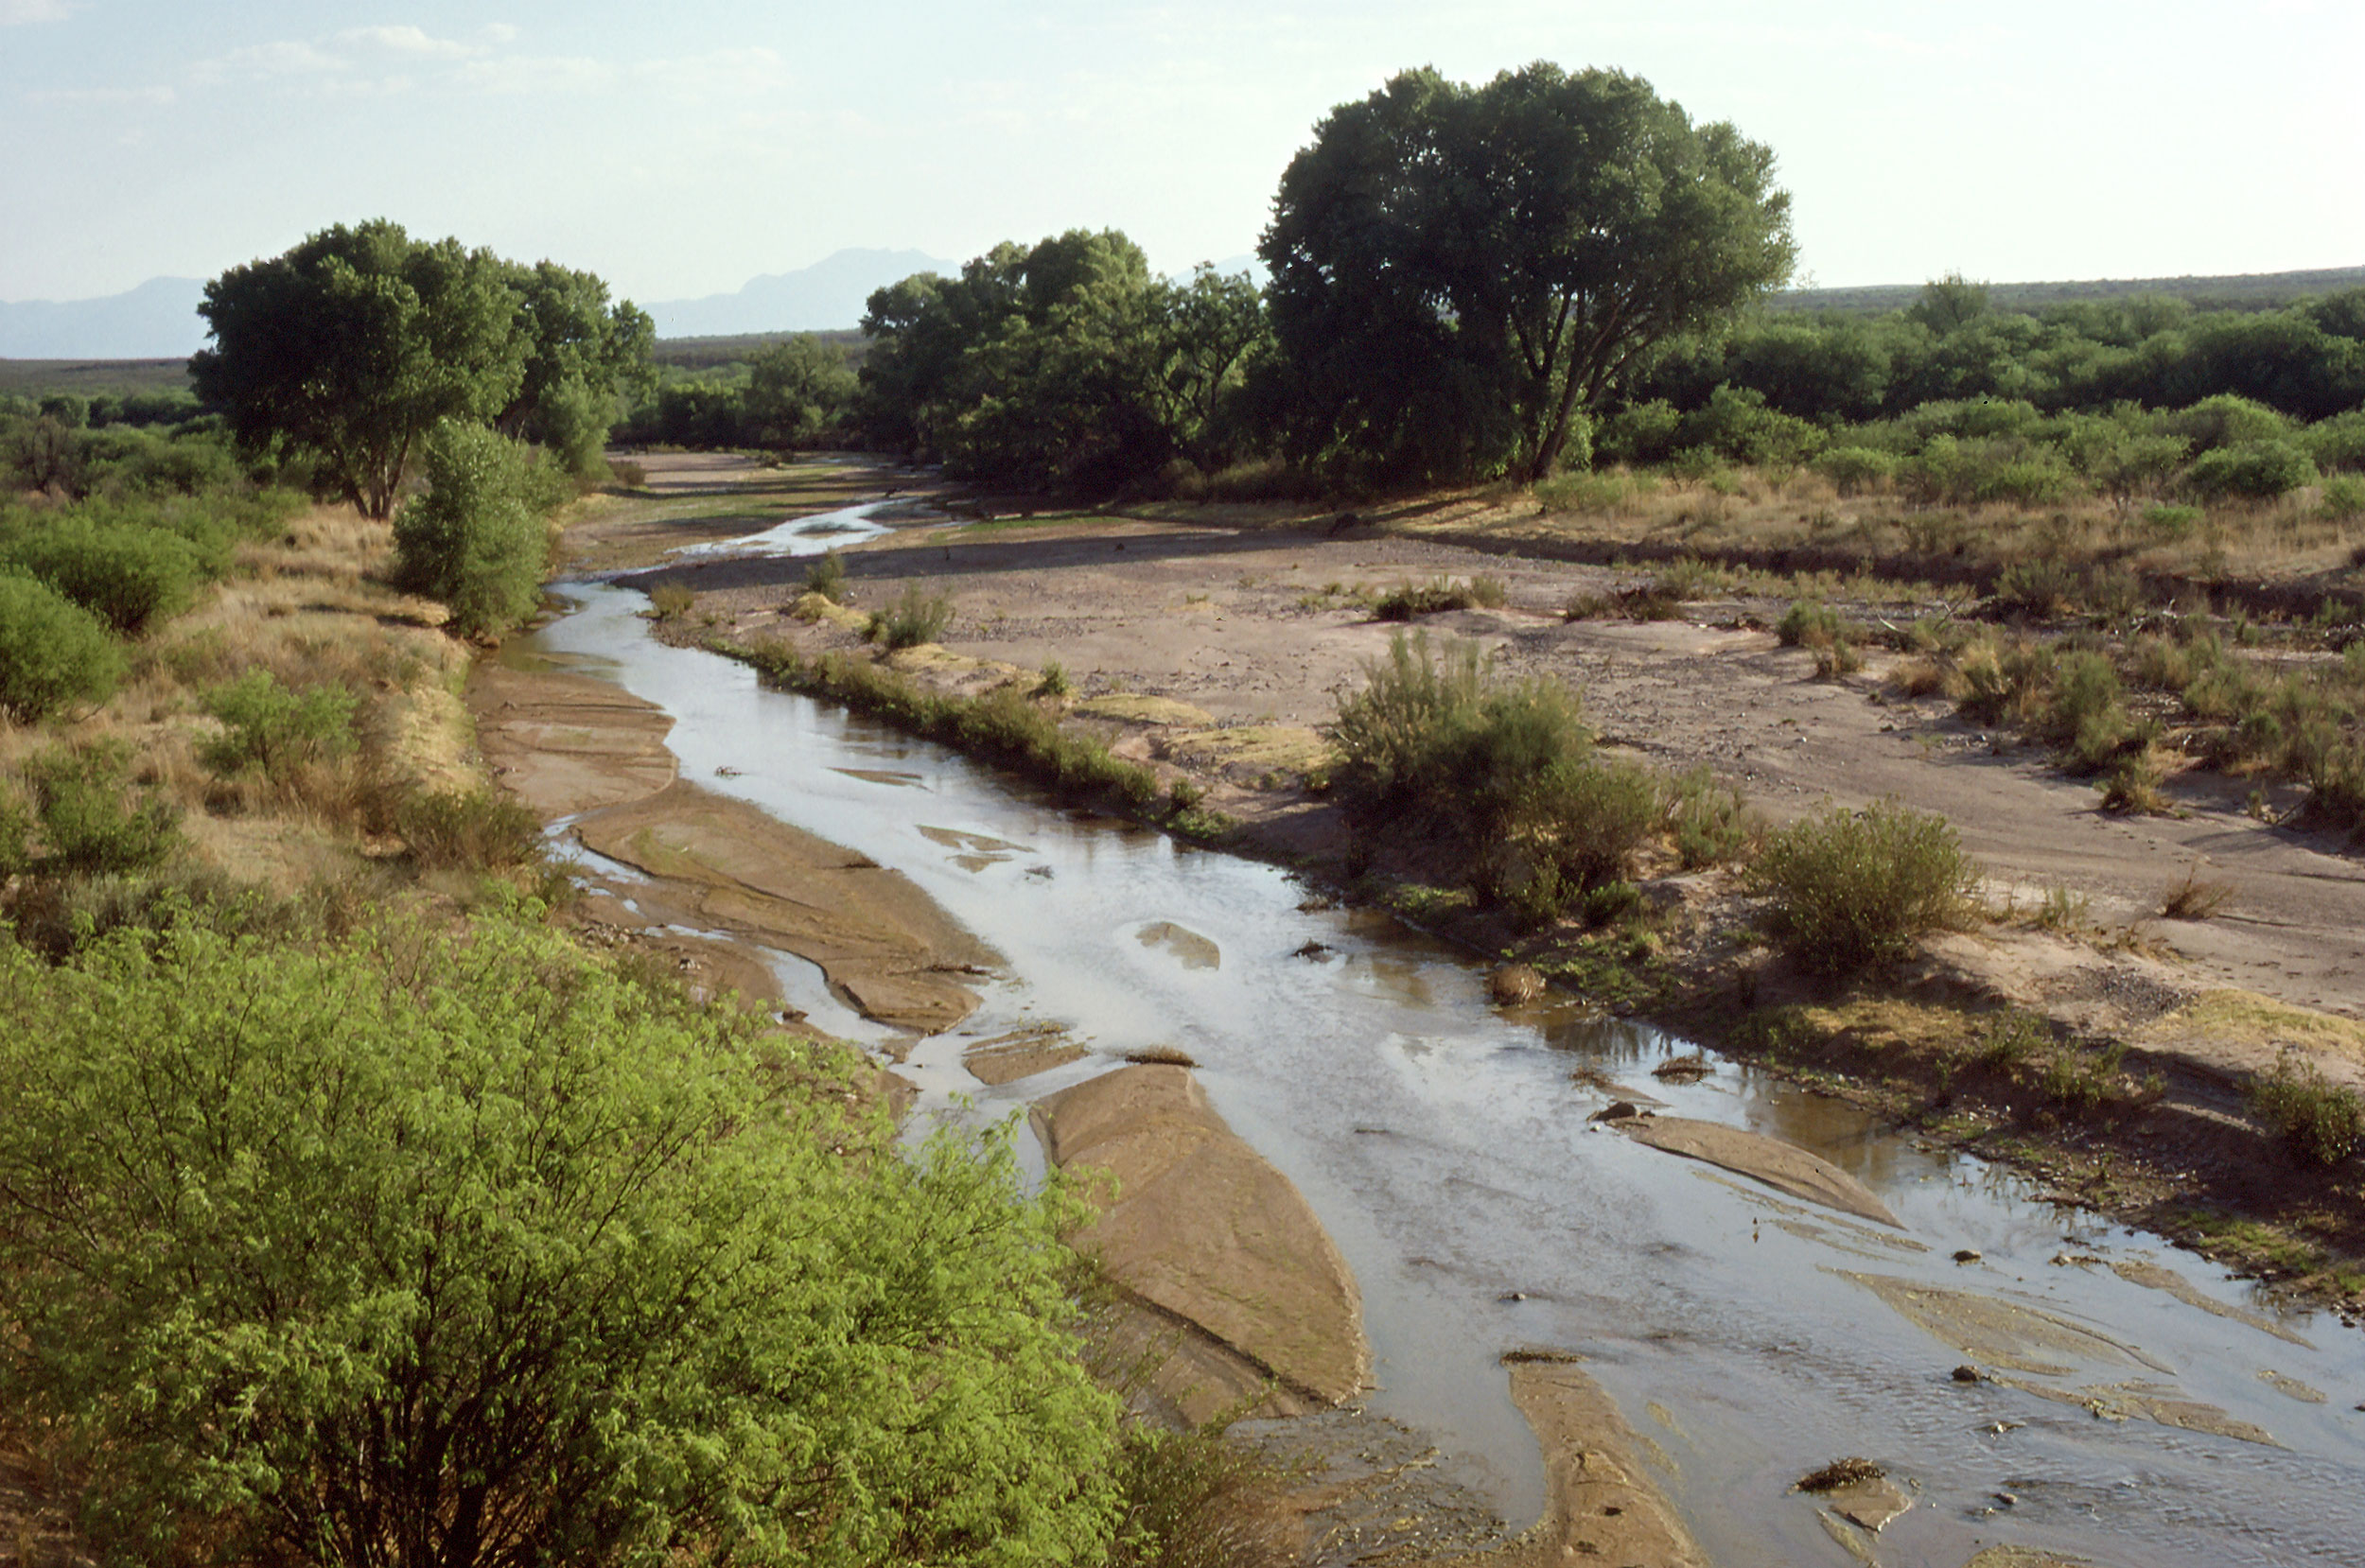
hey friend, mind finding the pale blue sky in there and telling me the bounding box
[4,0,2360,305]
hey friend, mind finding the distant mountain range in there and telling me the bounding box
[646,249,955,340]
[10,256,2354,363]
[0,277,208,360]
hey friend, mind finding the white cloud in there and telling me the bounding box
[202,39,350,78]
[339,24,483,60]
[0,0,74,24]
[632,46,791,97]
[452,53,614,95]
[481,22,519,44]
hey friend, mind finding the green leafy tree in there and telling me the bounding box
[192,221,528,518]
[0,910,1122,1568]
[393,421,557,639]
[1261,63,1796,483]
[744,334,859,446]
[498,260,656,475]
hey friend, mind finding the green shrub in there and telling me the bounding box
[805,549,850,601]
[392,789,544,871]
[1814,446,1898,497]
[0,516,204,633]
[2303,409,2365,473]
[647,581,695,619]
[866,585,954,649]
[1667,765,1750,868]
[2139,502,2203,541]
[1525,759,1659,892]
[2040,652,2141,774]
[200,670,358,775]
[1328,632,1487,812]
[1993,557,2080,619]
[393,422,553,640]
[2321,474,2365,522]
[0,572,125,722]
[2169,393,2291,453]
[15,741,179,876]
[1035,659,1072,698]
[1951,633,2054,725]
[1750,800,1979,976]
[1777,599,1846,650]
[0,909,1121,1568]
[1593,400,1682,467]
[2183,441,2318,501]
[2246,1054,2362,1166]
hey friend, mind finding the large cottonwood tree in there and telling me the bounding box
[193,222,651,514]
[1261,63,1796,483]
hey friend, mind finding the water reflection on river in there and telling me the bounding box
[516,575,2365,1568]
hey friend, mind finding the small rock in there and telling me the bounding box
[1487,964,1545,1003]
[1993,1490,2019,1507]
[1589,1101,1643,1124]
[1498,1291,1528,1302]
[1952,1365,1984,1383]
[1292,939,1334,961]
[1953,1248,1983,1264]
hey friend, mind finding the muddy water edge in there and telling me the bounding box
[496,510,2365,1568]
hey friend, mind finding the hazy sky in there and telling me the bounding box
[4,0,2360,305]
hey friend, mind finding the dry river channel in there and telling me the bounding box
[502,503,2365,1568]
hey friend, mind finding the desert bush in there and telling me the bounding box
[647,581,695,619]
[867,585,954,649]
[0,572,126,722]
[1035,659,1072,697]
[1750,800,1979,976]
[1666,765,1751,868]
[608,457,648,488]
[0,908,1122,1568]
[2182,441,2318,501]
[1813,445,1897,497]
[2138,501,2203,541]
[1535,471,1650,514]
[2246,1054,2363,1166]
[199,670,359,776]
[13,741,179,876]
[1522,759,1660,893]
[2321,474,2365,522]
[391,789,544,871]
[1777,599,1848,650]
[1328,632,1488,812]
[1949,633,2054,725]
[0,516,205,633]
[805,549,850,601]
[2040,652,2143,773]
[393,422,553,640]
[1992,557,2080,619]
[1374,577,1498,620]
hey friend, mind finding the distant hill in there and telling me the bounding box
[0,277,208,359]
[1771,265,2365,317]
[645,249,953,338]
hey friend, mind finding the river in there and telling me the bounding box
[509,503,2365,1568]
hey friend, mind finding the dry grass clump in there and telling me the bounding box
[2161,868,2235,920]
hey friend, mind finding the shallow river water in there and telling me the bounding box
[513,510,2365,1568]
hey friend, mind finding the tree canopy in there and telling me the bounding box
[192,222,650,515]
[0,909,1121,1568]
[855,232,1269,494]
[1260,63,1796,483]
